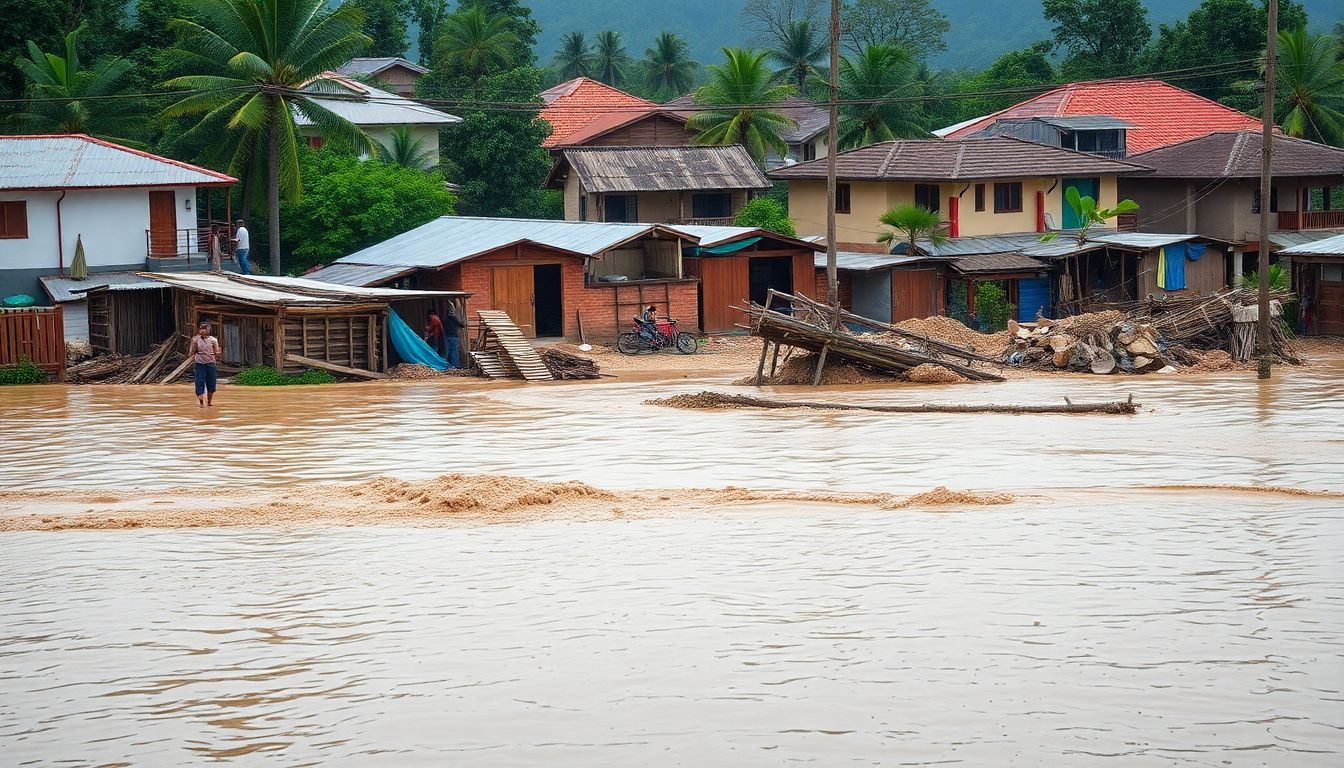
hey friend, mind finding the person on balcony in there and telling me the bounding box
[208,225,223,272]
[232,219,251,275]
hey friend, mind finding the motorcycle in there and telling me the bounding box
[617,316,698,355]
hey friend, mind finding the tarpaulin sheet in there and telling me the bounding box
[388,310,448,371]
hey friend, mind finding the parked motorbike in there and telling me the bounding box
[617,316,698,355]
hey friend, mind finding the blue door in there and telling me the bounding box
[1017,277,1049,322]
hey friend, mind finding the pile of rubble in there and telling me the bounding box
[1007,313,1175,374]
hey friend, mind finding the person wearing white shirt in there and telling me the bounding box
[231,219,251,275]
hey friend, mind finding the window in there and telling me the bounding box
[0,200,27,239]
[974,183,985,212]
[579,195,588,220]
[835,183,851,215]
[993,182,1022,213]
[1070,129,1124,156]
[692,192,733,219]
[605,194,638,223]
[307,136,323,149]
[802,141,816,162]
[1251,187,1279,214]
[914,184,940,213]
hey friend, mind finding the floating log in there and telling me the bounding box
[648,391,1140,415]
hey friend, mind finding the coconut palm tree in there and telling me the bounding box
[831,45,927,150]
[593,30,631,87]
[435,5,519,78]
[688,48,797,164]
[13,23,146,143]
[377,126,438,170]
[766,19,826,91]
[1272,30,1344,146]
[553,32,594,80]
[876,203,947,256]
[162,0,372,275]
[644,31,698,97]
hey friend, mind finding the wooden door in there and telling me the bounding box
[1319,281,1344,335]
[491,265,536,336]
[890,269,937,322]
[698,257,749,333]
[148,191,177,256]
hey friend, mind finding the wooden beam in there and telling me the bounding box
[159,354,194,384]
[812,343,830,386]
[754,339,771,386]
[286,353,387,380]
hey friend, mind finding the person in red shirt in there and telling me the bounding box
[424,310,445,356]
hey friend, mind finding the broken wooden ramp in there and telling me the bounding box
[476,310,553,382]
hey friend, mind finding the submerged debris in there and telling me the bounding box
[647,391,1139,414]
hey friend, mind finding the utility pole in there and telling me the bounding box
[825,0,840,316]
[1257,0,1277,379]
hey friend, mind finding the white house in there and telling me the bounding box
[295,74,462,169]
[0,134,237,305]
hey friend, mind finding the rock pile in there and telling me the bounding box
[1007,313,1176,375]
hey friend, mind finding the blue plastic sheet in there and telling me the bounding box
[387,310,449,371]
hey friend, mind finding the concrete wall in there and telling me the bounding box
[0,186,195,300]
[788,175,1121,242]
[301,124,442,167]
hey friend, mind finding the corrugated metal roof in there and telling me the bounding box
[0,135,236,190]
[138,272,343,305]
[949,253,1049,274]
[813,251,925,271]
[668,224,823,250]
[915,232,1046,257]
[1088,232,1200,249]
[236,274,465,299]
[336,216,694,268]
[1019,239,1108,259]
[1271,229,1344,251]
[335,57,428,76]
[562,146,770,192]
[294,76,460,127]
[1036,115,1138,130]
[39,272,162,303]
[1277,233,1344,256]
[304,263,417,287]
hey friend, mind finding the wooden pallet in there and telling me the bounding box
[470,350,509,379]
[476,310,554,381]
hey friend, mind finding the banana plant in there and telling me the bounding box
[1041,185,1140,244]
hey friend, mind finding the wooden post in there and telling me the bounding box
[754,339,771,386]
[367,315,376,371]
[824,0,840,312]
[273,308,285,369]
[812,343,830,386]
[1257,0,1278,379]
[381,312,389,371]
[769,342,781,377]
[301,316,308,357]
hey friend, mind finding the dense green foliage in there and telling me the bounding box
[642,31,698,99]
[12,23,145,143]
[974,282,1015,332]
[1267,30,1344,146]
[347,0,410,57]
[435,5,520,78]
[688,48,797,163]
[877,204,947,254]
[733,198,797,236]
[279,149,455,273]
[0,358,45,385]
[593,30,633,87]
[829,44,927,149]
[235,366,338,385]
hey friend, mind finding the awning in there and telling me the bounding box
[689,236,762,256]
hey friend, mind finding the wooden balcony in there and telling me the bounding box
[669,216,736,226]
[1278,210,1344,230]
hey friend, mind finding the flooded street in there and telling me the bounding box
[3,367,1344,764]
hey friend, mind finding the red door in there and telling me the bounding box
[148,191,177,256]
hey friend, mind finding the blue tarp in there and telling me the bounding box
[387,310,449,371]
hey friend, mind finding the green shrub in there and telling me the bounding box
[732,198,796,236]
[235,366,337,386]
[0,358,45,385]
[974,282,1015,332]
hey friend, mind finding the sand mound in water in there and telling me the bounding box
[338,474,618,511]
[904,363,969,384]
[882,486,1015,509]
[731,353,897,385]
[1186,349,1235,373]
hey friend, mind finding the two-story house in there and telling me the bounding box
[296,74,461,169]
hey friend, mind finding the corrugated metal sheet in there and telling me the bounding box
[335,57,427,76]
[337,216,693,268]
[1037,115,1138,130]
[916,233,1046,257]
[949,253,1048,274]
[563,146,770,192]
[0,135,236,190]
[238,274,465,299]
[1018,239,1108,259]
[669,224,822,251]
[39,272,162,303]
[814,251,925,271]
[1276,232,1344,255]
[1017,277,1050,322]
[138,272,342,305]
[304,263,417,287]
[1088,232,1200,249]
[294,77,460,127]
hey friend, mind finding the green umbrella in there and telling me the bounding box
[70,234,88,280]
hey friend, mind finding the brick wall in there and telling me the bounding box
[814,268,853,310]
[576,279,700,340]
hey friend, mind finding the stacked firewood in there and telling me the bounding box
[541,348,602,380]
[66,335,192,384]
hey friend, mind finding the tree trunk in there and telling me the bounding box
[268,98,281,276]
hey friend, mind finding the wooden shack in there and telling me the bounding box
[86,273,467,376]
[678,227,822,334]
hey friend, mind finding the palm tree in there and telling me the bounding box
[13,23,145,143]
[162,0,372,275]
[644,31,698,96]
[553,32,594,80]
[831,45,926,150]
[766,19,826,91]
[377,126,438,170]
[688,48,797,164]
[876,204,948,256]
[435,6,519,78]
[1272,30,1344,146]
[593,30,631,87]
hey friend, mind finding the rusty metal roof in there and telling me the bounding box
[769,136,1149,182]
[0,135,236,190]
[561,146,770,192]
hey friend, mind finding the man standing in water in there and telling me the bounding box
[190,322,221,407]
[231,219,251,275]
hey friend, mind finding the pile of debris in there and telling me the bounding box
[1006,289,1300,374]
[541,347,602,380]
[66,335,192,384]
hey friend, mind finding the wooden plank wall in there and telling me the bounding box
[699,256,750,333]
[891,269,938,321]
[282,313,381,373]
[90,289,174,355]
[0,306,65,375]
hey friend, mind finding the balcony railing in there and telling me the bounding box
[1278,210,1344,230]
[146,226,234,260]
[668,216,736,226]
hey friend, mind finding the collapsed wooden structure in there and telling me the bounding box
[746,289,1005,385]
[82,272,467,378]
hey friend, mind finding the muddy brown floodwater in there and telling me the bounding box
[2,362,1344,765]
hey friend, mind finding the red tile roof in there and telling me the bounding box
[539,77,656,148]
[941,79,1263,154]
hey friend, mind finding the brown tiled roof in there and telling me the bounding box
[948,253,1049,274]
[1126,130,1344,179]
[769,137,1149,181]
[560,146,770,193]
